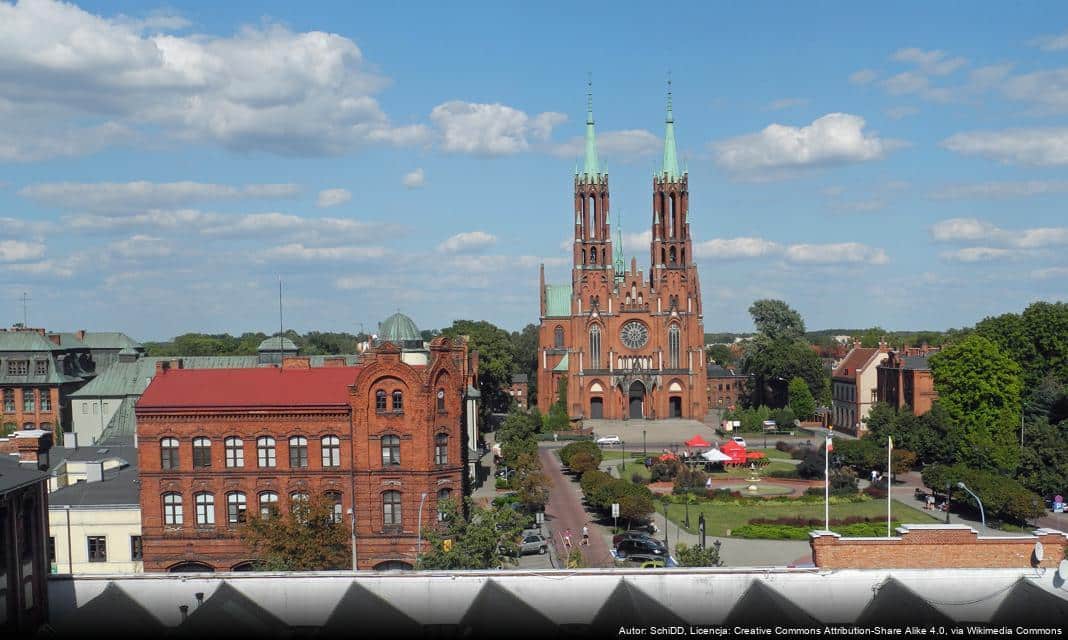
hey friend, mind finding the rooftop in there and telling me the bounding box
[48,463,140,507]
[833,347,881,379]
[79,332,142,351]
[0,454,49,494]
[378,313,421,344]
[707,363,744,378]
[257,336,299,352]
[137,366,362,410]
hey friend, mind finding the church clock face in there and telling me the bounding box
[620,321,649,350]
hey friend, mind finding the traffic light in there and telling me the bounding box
[443,539,453,552]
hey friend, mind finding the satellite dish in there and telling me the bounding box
[1058,559,1068,581]
[1034,541,1045,562]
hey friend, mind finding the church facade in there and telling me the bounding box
[537,88,708,421]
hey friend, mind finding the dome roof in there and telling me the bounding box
[257,336,298,352]
[378,313,421,344]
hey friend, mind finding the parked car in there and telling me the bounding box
[596,435,622,446]
[615,538,668,562]
[731,436,747,448]
[518,534,548,555]
[612,530,658,547]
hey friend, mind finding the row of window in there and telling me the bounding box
[4,360,48,377]
[2,388,52,413]
[159,488,453,527]
[374,388,450,414]
[49,535,143,564]
[159,433,451,470]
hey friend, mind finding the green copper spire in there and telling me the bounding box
[582,76,600,178]
[614,211,625,276]
[662,75,680,180]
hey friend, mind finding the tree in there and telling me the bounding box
[569,451,599,475]
[1015,416,1068,498]
[706,344,735,367]
[858,327,888,348]
[922,464,1045,525]
[930,335,1023,473]
[787,376,816,420]
[238,494,349,571]
[545,375,570,430]
[864,402,955,466]
[417,498,525,570]
[441,320,516,420]
[675,542,723,567]
[748,299,805,341]
[510,323,540,403]
[742,335,825,408]
[513,454,550,510]
[975,302,1068,388]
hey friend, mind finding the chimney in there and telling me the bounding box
[85,461,104,483]
[12,429,53,467]
[76,329,86,341]
[63,432,79,450]
[853,340,861,350]
[282,356,311,369]
[48,334,62,346]
[323,356,346,368]
[154,358,183,374]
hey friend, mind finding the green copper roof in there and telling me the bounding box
[662,82,680,179]
[582,81,600,178]
[543,284,572,317]
[614,214,625,276]
[257,336,298,352]
[379,312,421,343]
[553,353,569,372]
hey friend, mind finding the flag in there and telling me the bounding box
[888,436,893,450]
[826,435,833,453]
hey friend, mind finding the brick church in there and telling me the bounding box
[538,86,708,421]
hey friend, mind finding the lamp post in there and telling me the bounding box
[643,430,647,458]
[660,496,669,549]
[957,482,986,530]
[622,438,626,470]
[347,508,357,571]
[945,482,951,525]
[416,492,429,559]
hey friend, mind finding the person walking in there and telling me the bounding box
[563,528,572,550]
[926,493,935,511]
[582,524,590,546]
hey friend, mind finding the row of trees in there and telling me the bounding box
[559,442,655,526]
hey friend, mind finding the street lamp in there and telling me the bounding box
[957,482,986,530]
[416,492,429,559]
[347,508,357,571]
[660,496,670,550]
[622,438,626,470]
[643,430,647,457]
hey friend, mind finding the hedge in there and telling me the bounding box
[536,433,592,441]
[922,463,1044,524]
[558,440,603,467]
[733,520,902,540]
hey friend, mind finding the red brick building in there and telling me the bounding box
[538,87,707,420]
[506,374,529,410]
[876,345,939,416]
[135,337,472,572]
[705,364,746,411]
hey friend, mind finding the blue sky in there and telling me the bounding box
[1,0,1066,341]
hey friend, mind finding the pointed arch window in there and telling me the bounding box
[553,326,564,348]
[669,324,681,369]
[589,325,601,369]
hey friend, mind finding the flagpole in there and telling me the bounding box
[887,436,893,538]
[824,434,830,532]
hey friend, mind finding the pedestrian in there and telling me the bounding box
[870,469,878,484]
[926,494,935,511]
[582,524,589,546]
[563,528,572,549]
[705,477,713,490]
[553,432,558,442]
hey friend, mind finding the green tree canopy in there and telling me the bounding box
[416,498,526,570]
[974,301,1068,387]
[706,344,735,367]
[748,299,806,341]
[742,335,825,408]
[441,319,516,419]
[930,335,1023,473]
[787,376,816,420]
[238,494,349,571]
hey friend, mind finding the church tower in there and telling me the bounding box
[650,79,692,287]
[573,80,614,288]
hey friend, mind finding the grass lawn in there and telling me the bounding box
[602,450,647,461]
[662,498,942,537]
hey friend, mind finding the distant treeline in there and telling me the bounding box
[707,328,968,348]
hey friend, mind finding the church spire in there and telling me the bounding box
[614,210,625,278]
[583,75,600,177]
[661,75,680,179]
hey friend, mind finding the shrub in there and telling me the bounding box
[569,452,599,475]
[863,485,888,499]
[673,465,708,493]
[494,478,510,490]
[922,463,1044,524]
[631,472,647,485]
[775,441,793,453]
[675,542,724,567]
[766,469,799,479]
[559,440,602,468]
[649,462,678,483]
[732,524,810,540]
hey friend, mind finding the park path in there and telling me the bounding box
[539,446,614,568]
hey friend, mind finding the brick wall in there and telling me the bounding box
[811,525,1068,569]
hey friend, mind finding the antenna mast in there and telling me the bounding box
[278,277,284,359]
[20,292,30,326]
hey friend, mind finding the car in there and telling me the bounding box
[640,560,666,569]
[596,435,622,446]
[615,538,668,562]
[612,530,658,547]
[518,534,548,555]
[731,436,747,448]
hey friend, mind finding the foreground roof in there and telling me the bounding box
[0,454,48,494]
[137,367,361,410]
[79,332,142,350]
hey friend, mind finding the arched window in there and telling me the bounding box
[392,390,403,412]
[436,388,446,413]
[257,436,276,468]
[590,249,597,264]
[326,491,343,524]
[553,326,564,348]
[224,437,243,468]
[258,492,279,519]
[162,492,183,525]
[669,324,680,369]
[582,248,586,264]
[289,492,309,521]
[160,437,179,470]
[192,437,211,468]
[589,195,598,238]
[194,492,215,526]
[375,390,387,412]
[670,193,678,238]
[589,325,601,369]
[383,490,402,526]
[227,492,247,524]
[669,246,677,265]
[435,433,448,465]
[321,435,340,468]
[437,488,453,522]
[289,436,308,468]
[661,248,666,264]
[381,435,400,466]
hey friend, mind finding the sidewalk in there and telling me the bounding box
[539,446,614,567]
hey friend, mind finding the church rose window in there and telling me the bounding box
[620,321,649,350]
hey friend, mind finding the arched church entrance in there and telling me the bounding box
[590,397,604,419]
[669,396,682,418]
[628,381,645,419]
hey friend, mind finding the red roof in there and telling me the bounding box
[137,367,362,409]
[833,347,879,379]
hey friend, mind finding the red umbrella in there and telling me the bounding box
[684,435,711,448]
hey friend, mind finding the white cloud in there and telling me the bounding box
[0,240,46,262]
[941,128,1068,165]
[833,199,886,213]
[403,168,425,189]
[21,181,299,212]
[1002,68,1068,114]
[430,101,566,155]
[930,217,1068,250]
[108,234,173,259]
[765,98,808,111]
[0,0,427,159]
[64,208,218,231]
[201,213,389,245]
[437,231,496,254]
[885,106,919,119]
[711,113,902,179]
[931,218,1001,242]
[931,180,1068,200]
[784,243,889,265]
[891,48,967,76]
[849,69,878,85]
[622,231,652,253]
[941,247,1012,262]
[1030,30,1068,52]
[260,243,385,262]
[5,259,75,278]
[316,188,351,208]
[334,275,388,290]
[1031,266,1068,279]
[551,129,661,161]
[695,237,782,260]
